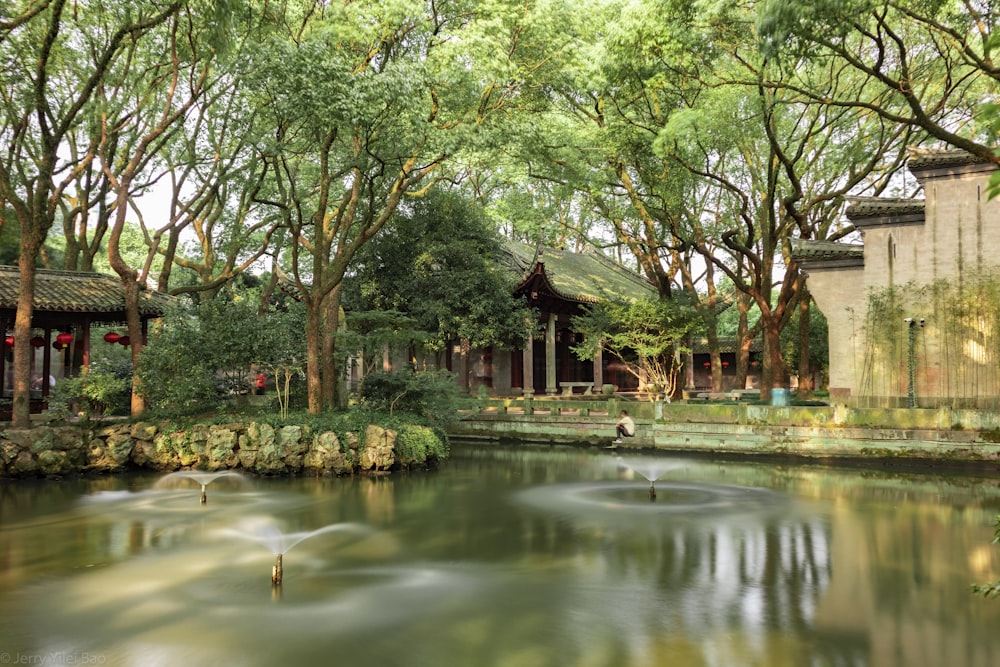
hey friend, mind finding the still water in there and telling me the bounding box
[2,442,1000,667]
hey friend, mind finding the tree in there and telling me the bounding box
[241,0,567,414]
[758,0,1000,188]
[572,296,701,400]
[507,0,911,399]
[0,0,182,426]
[97,0,230,415]
[345,191,533,356]
[651,1,913,397]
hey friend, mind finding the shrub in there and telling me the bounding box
[49,360,132,418]
[395,424,449,464]
[359,369,459,428]
[136,297,307,413]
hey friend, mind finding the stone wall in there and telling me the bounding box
[451,402,1000,466]
[0,420,440,478]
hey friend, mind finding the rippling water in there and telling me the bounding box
[1,442,999,667]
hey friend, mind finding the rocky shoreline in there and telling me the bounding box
[0,419,444,478]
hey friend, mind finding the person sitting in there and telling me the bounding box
[614,410,635,444]
[30,372,56,391]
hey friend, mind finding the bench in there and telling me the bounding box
[696,390,762,401]
[559,382,595,396]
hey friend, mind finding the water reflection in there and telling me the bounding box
[0,443,998,666]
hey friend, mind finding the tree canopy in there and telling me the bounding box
[2,0,996,418]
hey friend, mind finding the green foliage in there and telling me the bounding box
[0,216,17,265]
[344,191,533,350]
[358,369,460,428]
[780,301,829,376]
[572,295,702,398]
[136,295,307,412]
[758,0,876,57]
[394,423,450,464]
[49,360,132,418]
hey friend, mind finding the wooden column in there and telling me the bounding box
[593,346,603,391]
[459,338,470,393]
[545,313,557,395]
[522,329,534,397]
[493,348,512,396]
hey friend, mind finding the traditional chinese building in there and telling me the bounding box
[0,267,172,414]
[494,241,657,397]
[793,148,1000,408]
[354,241,658,397]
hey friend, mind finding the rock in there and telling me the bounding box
[130,421,159,440]
[360,425,397,471]
[37,449,70,475]
[277,425,307,469]
[207,425,240,470]
[11,450,38,475]
[304,431,350,473]
[0,418,436,477]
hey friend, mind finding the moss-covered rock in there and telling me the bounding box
[0,417,442,477]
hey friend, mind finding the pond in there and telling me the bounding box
[1,442,1000,667]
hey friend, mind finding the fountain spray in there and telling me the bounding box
[201,484,208,504]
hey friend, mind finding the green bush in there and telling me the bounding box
[359,369,459,428]
[395,423,449,464]
[49,360,132,417]
[136,297,307,413]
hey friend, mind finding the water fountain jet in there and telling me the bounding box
[155,470,249,504]
[219,518,371,586]
[614,456,683,497]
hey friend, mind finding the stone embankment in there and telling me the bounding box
[450,399,1000,467]
[0,420,439,478]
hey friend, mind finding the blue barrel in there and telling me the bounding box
[771,388,789,407]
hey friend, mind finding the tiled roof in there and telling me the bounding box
[789,238,864,262]
[503,240,656,303]
[0,265,172,321]
[907,147,995,172]
[845,196,925,220]
[690,336,763,354]
[790,239,865,273]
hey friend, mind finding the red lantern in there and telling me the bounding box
[103,332,121,344]
[55,332,73,346]
[722,361,729,368]
[30,336,45,348]
[118,335,130,347]
[4,336,13,347]
[703,361,710,368]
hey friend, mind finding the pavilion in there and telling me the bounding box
[0,266,172,414]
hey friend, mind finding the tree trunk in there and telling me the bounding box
[306,304,323,415]
[123,277,146,416]
[761,315,785,400]
[709,338,723,393]
[257,267,280,318]
[10,258,38,427]
[320,285,342,409]
[736,294,752,389]
[797,293,814,399]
